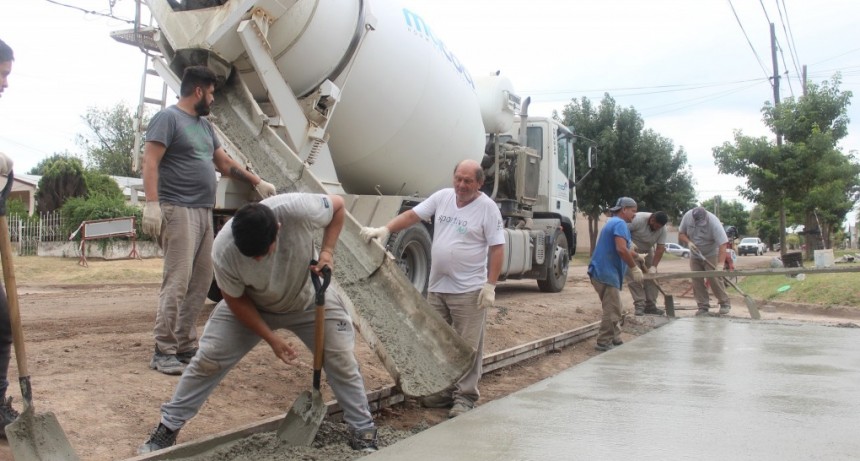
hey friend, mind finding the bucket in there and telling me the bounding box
[813,249,834,268]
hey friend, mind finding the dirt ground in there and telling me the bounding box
[0,254,857,460]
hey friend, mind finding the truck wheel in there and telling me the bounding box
[207,278,223,303]
[537,231,569,293]
[388,224,432,295]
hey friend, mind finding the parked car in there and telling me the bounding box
[664,242,691,258]
[738,237,767,256]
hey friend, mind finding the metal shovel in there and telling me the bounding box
[277,264,331,445]
[693,248,761,320]
[0,173,79,460]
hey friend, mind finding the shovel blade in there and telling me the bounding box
[276,390,327,446]
[664,294,676,318]
[6,406,80,461]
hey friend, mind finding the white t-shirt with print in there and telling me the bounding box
[412,189,505,294]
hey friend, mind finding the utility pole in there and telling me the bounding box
[802,64,808,96]
[771,22,788,258]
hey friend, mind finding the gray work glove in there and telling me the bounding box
[477,283,496,309]
[255,179,277,198]
[142,201,162,237]
[686,241,699,254]
[359,226,390,244]
[629,266,644,283]
[0,152,13,175]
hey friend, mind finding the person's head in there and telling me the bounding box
[231,203,279,258]
[179,65,218,116]
[648,211,669,231]
[452,159,484,203]
[0,39,14,99]
[609,196,637,222]
[691,206,708,225]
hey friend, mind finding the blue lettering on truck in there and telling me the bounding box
[402,8,475,89]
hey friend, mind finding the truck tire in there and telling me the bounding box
[207,278,223,303]
[537,231,569,293]
[388,224,432,295]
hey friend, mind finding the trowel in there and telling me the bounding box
[277,265,331,445]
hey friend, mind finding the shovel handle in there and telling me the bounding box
[309,262,331,390]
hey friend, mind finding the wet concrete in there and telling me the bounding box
[366,318,860,460]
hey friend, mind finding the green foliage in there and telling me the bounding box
[27,151,79,175]
[84,170,124,200]
[700,197,749,235]
[6,197,30,216]
[35,156,88,213]
[61,195,146,242]
[77,103,140,177]
[739,271,860,307]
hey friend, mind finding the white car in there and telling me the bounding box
[664,242,691,258]
[738,237,766,256]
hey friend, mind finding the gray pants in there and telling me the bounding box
[427,290,485,404]
[159,290,374,432]
[690,255,731,309]
[625,252,659,310]
[591,279,623,345]
[154,204,213,355]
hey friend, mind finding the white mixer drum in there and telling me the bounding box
[278,0,486,196]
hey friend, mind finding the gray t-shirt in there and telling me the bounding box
[628,212,667,253]
[212,194,333,313]
[678,209,728,259]
[146,105,221,207]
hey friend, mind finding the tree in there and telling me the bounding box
[77,103,139,177]
[700,197,749,235]
[560,94,696,252]
[713,75,858,259]
[84,170,124,201]
[35,156,87,213]
[28,151,79,175]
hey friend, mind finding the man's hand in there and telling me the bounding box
[255,180,277,198]
[686,241,699,254]
[633,252,646,266]
[629,266,644,283]
[268,335,301,366]
[0,152,13,176]
[648,266,658,275]
[477,283,496,309]
[359,226,390,244]
[143,202,162,237]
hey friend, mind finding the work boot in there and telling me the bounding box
[695,308,710,316]
[643,306,665,316]
[420,391,454,408]
[176,348,198,364]
[718,304,731,315]
[0,396,20,438]
[150,347,185,375]
[448,398,474,418]
[594,342,614,352]
[137,423,179,454]
[612,338,624,346]
[349,427,378,452]
[634,307,645,316]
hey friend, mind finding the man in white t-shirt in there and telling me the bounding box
[360,159,504,419]
[626,211,669,316]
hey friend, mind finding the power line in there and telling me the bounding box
[728,0,773,83]
[776,0,803,83]
[43,0,134,24]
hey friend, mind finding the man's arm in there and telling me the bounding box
[222,290,299,365]
[314,194,345,273]
[142,141,166,201]
[212,147,274,196]
[359,210,422,243]
[651,244,666,268]
[486,244,503,285]
[717,242,728,268]
[615,236,636,268]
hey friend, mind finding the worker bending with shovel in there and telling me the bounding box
[626,211,669,316]
[138,194,377,454]
[678,206,732,316]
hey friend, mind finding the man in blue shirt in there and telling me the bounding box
[588,197,643,351]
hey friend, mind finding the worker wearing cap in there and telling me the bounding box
[626,211,669,316]
[678,206,731,316]
[588,197,643,351]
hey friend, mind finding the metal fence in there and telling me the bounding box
[5,211,66,256]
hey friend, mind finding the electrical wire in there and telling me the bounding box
[728,0,773,84]
[44,0,135,25]
[776,0,803,84]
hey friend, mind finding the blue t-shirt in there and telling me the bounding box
[588,216,631,289]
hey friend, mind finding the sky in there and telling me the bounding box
[1,0,858,224]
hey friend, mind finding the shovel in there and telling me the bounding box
[277,263,331,445]
[692,248,761,320]
[0,173,79,460]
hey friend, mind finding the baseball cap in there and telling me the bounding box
[609,197,637,212]
[692,207,708,224]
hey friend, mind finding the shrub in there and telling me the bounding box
[62,195,147,242]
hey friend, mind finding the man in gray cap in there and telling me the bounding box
[678,207,731,315]
[588,197,643,351]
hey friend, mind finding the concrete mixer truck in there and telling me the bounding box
[114,0,591,296]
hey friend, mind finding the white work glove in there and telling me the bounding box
[648,266,658,275]
[477,283,496,309]
[0,152,13,175]
[142,201,162,237]
[686,241,699,254]
[629,266,644,283]
[633,252,646,266]
[255,179,276,198]
[359,226,390,244]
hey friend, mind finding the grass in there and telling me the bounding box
[6,256,163,285]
